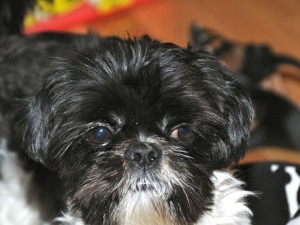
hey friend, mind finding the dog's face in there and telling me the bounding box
[18,36,253,225]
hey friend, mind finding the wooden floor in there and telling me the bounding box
[73,0,300,58]
[71,0,300,164]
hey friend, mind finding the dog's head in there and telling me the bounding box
[17,36,253,225]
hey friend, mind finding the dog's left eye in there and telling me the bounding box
[86,126,112,145]
[170,126,193,141]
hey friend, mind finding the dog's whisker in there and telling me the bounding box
[173,151,193,160]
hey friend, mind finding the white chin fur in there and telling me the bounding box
[57,171,253,225]
[0,144,252,225]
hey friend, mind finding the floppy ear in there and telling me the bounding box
[16,89,53,167]
[194,54,255,169]
[212,78,254,169]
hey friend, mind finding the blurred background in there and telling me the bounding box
[25,0,300,164]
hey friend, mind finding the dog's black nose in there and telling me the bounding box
[125,143,162,168]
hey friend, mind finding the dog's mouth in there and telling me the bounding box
[135,179,153,191]
[128,174,170,197]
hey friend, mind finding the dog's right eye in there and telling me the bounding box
[86,127,112,146]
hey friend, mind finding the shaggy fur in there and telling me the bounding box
[0,0,254,224]
[0,146,252,225]
[15,36,254,225]
[54,171,253,225]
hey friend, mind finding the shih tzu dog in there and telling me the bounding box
[0,1,254,225]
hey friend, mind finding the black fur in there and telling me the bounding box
[0,0,35,35]
[16,36,253,224]
[1,1,253,224]
[0,31,102,224]
[0,0,101,220]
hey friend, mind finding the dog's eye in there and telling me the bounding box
[170,126,193,140]
[86,127,112,145]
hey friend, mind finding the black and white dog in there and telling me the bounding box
[0,1,254,224]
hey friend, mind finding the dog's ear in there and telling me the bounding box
[213,79,254,169]
[194,54,255,169]
[16,89,53,167]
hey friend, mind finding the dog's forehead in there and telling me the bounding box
[99,92,187,131]
[56,38,212,131]
[91,72,200,130]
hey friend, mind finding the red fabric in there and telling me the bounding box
[25,0,155,34]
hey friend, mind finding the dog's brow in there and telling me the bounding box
[109,112,125,127]
[158,115,171,131]
[136,131,162,144]
[136,131,148,143]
